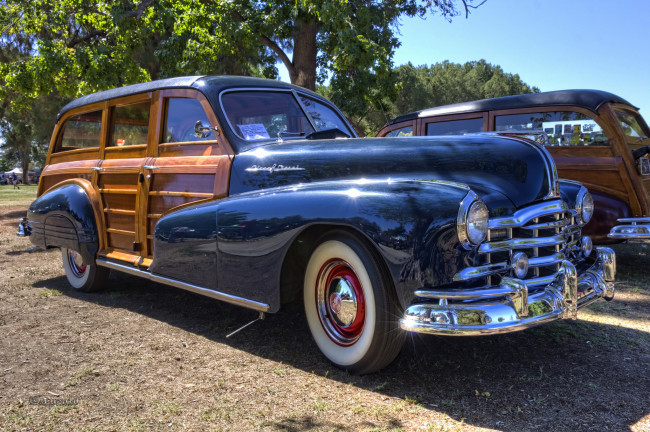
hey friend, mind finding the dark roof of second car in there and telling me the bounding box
[57,75,302,120]
[387,89,636,126]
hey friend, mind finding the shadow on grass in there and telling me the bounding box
[35,269,650,432]
[0,209,28,221]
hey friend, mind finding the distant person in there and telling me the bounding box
[12,172,19,189]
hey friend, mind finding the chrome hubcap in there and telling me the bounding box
[68,251,87,278]
[316,259,365,346]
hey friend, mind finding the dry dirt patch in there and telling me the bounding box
[0,196,648,431]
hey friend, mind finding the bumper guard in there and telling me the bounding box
[608,217,650,240]
[400,247,616,336]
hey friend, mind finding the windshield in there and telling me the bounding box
[220,90,352,141]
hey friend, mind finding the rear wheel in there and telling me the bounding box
[303,233,404,374]
[61,248,109,292]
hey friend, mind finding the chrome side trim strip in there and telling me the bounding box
[96,259,270,312]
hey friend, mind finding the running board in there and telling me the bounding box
[96,258,270,312]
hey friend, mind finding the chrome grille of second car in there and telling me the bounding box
[453,199,582,290]
[481,199,580,289]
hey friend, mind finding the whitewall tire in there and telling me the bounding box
[304,233,404,374]
[61,248,109,292]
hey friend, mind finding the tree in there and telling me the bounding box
[360,60,539,134]
[161,0,487,117]
[1,0,486,110]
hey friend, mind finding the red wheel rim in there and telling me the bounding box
[315,258,365,346]
[67,251,87,278]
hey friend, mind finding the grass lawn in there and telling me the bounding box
[0,184,38,207]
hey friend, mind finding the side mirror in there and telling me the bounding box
[194,120,216,138]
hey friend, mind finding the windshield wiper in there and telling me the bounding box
[277,131,305,142]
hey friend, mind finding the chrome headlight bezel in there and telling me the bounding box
[457,191,489,250]
[576,187,594,225]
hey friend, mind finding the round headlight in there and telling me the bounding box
[576,187,594,225]
[457,192,489,250]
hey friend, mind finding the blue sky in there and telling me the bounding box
[280,0,650,117]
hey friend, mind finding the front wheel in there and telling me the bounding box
[61,248,110,292]
[303,233,404,374]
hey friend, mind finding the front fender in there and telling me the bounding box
[26,180,102,263]
[153,179,472,312]
[558,179,630,244]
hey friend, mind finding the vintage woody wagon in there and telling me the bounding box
[20,77,616,373]
[378,90,650,243]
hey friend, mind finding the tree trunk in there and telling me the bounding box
[290,20,320,91]
[21,159,30,185]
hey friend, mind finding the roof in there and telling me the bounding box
[57,75,301,120]
[388,89,636,126]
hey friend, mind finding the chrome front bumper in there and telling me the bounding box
[608,217,650,239]
[400,247,616,336]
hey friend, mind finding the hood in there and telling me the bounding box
[229,135,556,215]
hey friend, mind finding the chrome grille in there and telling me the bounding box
[452,199,582,290]
[483,199,580,289]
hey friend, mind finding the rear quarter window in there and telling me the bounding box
[57,110,103,152]
[109,102,150,147]
[495,111,609,146]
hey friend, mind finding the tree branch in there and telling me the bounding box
[67,29,107,48]
[123,0,156,19]
[230,9,295,79]
[461,0,488,18]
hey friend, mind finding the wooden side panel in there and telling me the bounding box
[96,158,143,254]
[40,159,99,193]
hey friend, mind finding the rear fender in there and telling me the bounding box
[26,180,103,263]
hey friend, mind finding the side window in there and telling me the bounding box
[426,118,483,136]
[164,98,213,143]
[298,95,352,134]
[57,110,102,151]
[109,101,150,147]
[385,126,413,137]
[495,111,609,146]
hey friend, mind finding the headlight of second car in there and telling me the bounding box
[576,187,594,225]
[457,191,489,250]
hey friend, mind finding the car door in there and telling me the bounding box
[139,89,233,267]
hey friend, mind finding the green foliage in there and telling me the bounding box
[357,60,539,135]
[0,0,488,159]
[393,60,539,113]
